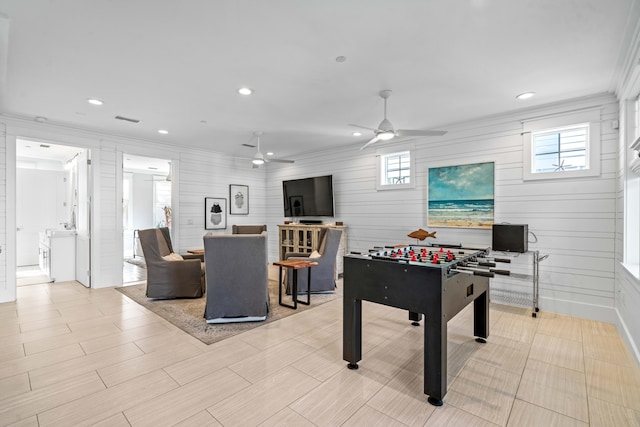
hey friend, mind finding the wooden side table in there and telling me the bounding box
[274,259,318,309]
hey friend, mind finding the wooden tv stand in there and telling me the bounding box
[277,223,347,279]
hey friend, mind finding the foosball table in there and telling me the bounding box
[343,243,510,406]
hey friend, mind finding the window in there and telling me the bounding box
[383,151,411,184]
[153,179,172,228]
[522,110,600,181]
[532,124,589,173]
[377,149,415,190]
[624,95,640,277]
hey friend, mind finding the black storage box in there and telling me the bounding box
[492,224,528,253]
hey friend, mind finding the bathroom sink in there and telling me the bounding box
[46,229,77,237]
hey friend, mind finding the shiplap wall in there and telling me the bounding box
[0,94,624,327]
[266,93,619,322]
[616,99,640,362]
[0,124,9,302]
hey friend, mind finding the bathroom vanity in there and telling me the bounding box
[39,229,76,282]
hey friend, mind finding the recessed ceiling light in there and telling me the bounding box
[352,131,362,137]
[87,98,104,106]
[516,92,535,100]
[335,56,347,63]
[158,129,169,134]
[266,152,274,156]
[238,87,253,95]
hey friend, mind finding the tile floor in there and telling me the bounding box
[1,272,639,426]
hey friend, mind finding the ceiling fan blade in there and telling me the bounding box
[267,158,295,163]
[360,136,379,150]
[395,129,447,137]
[349,123,378,132]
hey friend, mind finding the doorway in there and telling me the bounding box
[16,138,91,287]
[122,154,172,283]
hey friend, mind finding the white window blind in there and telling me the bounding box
[522,109,600,181]
[383,151,411,185]
[532,124,589,173]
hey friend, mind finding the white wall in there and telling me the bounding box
[266,94,620,325]
[0,92,637,363]
[614,3,640,364]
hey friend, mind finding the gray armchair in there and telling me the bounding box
[232,224,267,234]
[203,232,269,323]
[285,228,342,293]
[138,227,205,299]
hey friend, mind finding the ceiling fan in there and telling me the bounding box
[244,132,294,168]
[350,90,447,150]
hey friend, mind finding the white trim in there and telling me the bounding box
[206,315,267,324]
[538,296,617,324]
[522,110,601,181]
[1,132,17,303]
[617,307,640,366]
[375,149,416,191]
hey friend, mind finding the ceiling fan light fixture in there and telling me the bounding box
[252,149,265,165]
[377,131,395,141]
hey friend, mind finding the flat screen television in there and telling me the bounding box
[283,175,334,217]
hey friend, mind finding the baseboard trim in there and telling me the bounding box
[616,308,640,366]
[536,296,617,323]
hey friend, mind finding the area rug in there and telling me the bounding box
[115,279,338,345]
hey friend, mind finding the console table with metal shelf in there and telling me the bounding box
[490,250,549,317]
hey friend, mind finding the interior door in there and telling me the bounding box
[75,150,91,287]
[16,169,63,266]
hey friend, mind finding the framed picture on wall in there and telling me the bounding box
[205,197,227,230]
[229,184,249,215]
[427,161,494,229]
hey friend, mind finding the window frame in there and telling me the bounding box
[624,95,640,278]
[376,147,416,191]
[522,109,601,181]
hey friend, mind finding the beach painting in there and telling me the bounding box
[428,161,494,229]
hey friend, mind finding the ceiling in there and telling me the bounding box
[0,1,636,160]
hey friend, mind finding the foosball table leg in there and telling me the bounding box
[409,311,422,326]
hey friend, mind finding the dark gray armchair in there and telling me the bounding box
[138,227,205,299]
[285,228,343,293]
[232,224,267,234]
[203,232,269,323]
